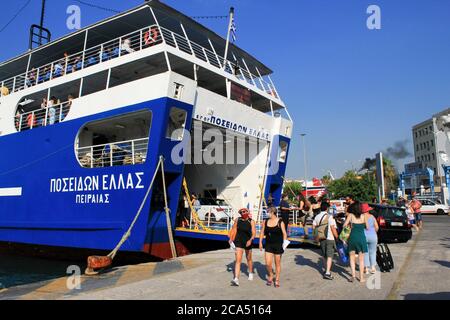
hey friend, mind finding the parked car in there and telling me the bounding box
[196,198,233,222]
[417,199,449,215]
[369,204,412,243]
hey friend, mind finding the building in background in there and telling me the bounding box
[411,107,450,188]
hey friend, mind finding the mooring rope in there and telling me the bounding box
[107,156,167,260]
[160,157,177,259]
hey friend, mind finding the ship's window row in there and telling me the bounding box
[14,54,168,132]
[76,110,152,168]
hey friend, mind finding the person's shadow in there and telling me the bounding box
[294,254,352,280]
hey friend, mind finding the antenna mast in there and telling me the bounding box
[29,0,51,50]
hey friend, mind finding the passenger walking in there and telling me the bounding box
[362,203,379,275]
[259,207,287,288]
[229,208,256,286]
[406,203,419,231]
[279,194,296,233]
[181,195,190,228]
[410,193,423,230]
[343,202,369,283]
[313,202,339,280]
[267,193,274,207]
[345,195,355,216]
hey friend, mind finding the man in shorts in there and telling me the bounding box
[313,202,339,280]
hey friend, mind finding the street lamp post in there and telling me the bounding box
[301,134,308,198]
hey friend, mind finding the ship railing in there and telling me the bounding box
[181,206,308,235]
[0,23,279,101]
[0,25,163,98]
[76,138,149,168]
[158,26,280,100]
[16,101,72,132]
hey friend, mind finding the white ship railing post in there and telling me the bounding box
[149,7,172,71]
[44,108,48,126]
[91,146,94,169]
[180,23,194,56]
[12,77,16,93]
[18,115,23,132]
[268,75,280,99]
[241,57,257,87]
[208,38,222,69]
[202,47,210,64]
[59,103,63,122]
[100,44,104,61]
[118,36,123,57]
[82,29,88,71]
[31,111,35,129]
[110,144,113,166]
[255,66,267,93]
[139,29,143,51]
[25,53,32,82]
[132,140,135,165]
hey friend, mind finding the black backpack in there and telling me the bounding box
[376,243,394,272]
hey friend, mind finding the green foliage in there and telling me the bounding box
[284,181,302,196]
[327,171,378,202]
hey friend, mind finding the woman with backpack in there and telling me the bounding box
[259,207,288,288]
[343,202,369,283]
[313,202,339,280]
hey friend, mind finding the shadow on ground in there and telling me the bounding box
[403,292,450,300]
[294,255,352,281]
[432,260,450,269]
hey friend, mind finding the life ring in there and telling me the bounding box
[144,27,160,46]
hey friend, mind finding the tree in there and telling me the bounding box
[327,170,377,202]
[284,181,302,198]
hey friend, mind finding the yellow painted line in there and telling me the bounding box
[18,276,87,300]
[114,263,157,287]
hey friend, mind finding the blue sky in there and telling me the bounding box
[1,0,450,180]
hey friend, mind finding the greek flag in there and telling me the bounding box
[230,18,237,42]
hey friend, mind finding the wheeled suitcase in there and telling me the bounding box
[376,243,394,272]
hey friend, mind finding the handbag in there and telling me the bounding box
[339,225,351,243]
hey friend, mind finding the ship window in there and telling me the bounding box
[173,83,184,100]
[166,107,187,141]
[76,110,152,168]
[278,141,288,163]
[81,70,108,97]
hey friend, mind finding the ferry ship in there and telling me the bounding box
[0,0,293,259]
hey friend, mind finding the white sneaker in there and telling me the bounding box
[231,278,240,286]
[248,273,254,281]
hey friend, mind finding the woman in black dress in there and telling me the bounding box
[259,207,288,288]
[229,208,256,286]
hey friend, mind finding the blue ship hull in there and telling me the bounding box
[0,97,193,259]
